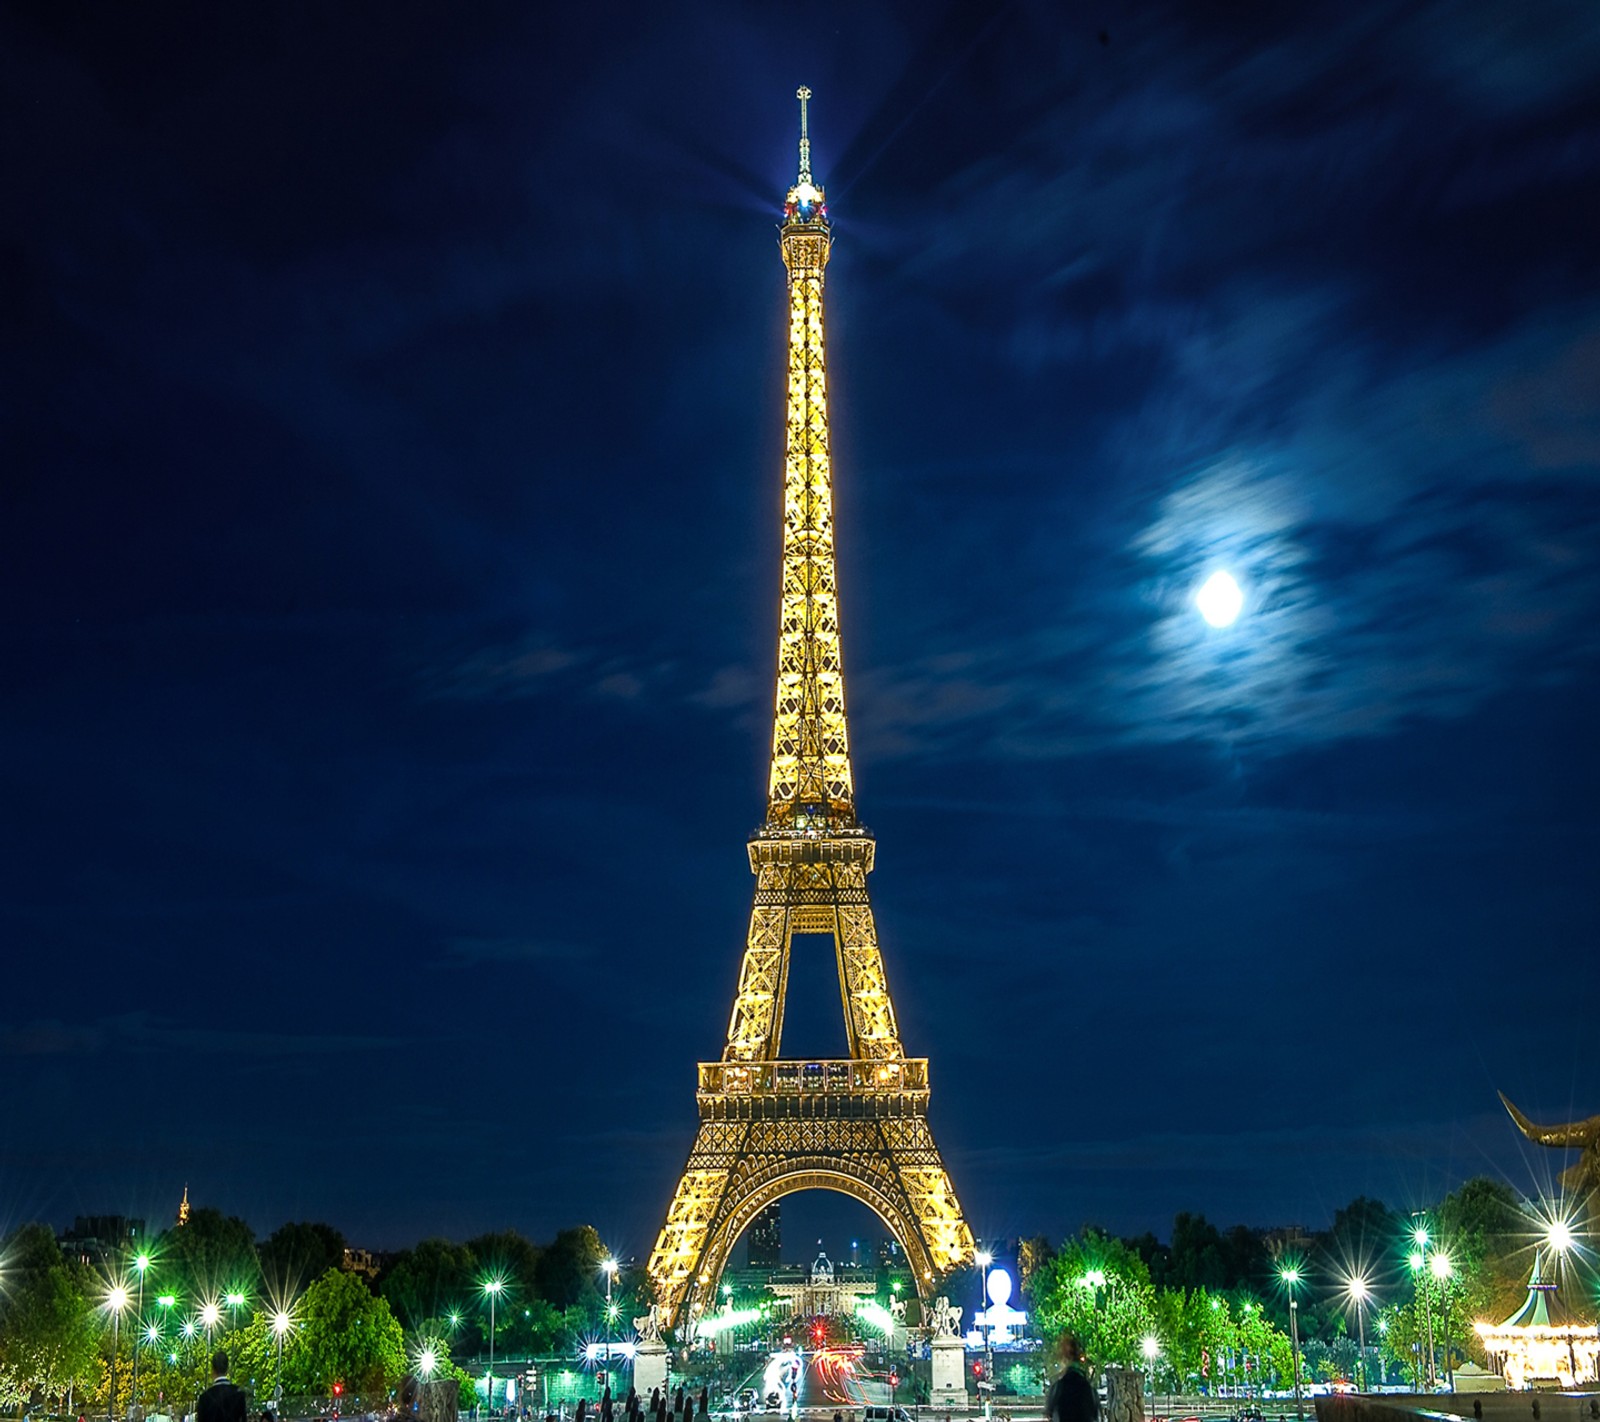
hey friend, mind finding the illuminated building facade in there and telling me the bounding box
[646,88,974,1329]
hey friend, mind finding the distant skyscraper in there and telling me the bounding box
[749,1204,782,1269]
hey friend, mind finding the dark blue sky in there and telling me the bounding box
[3,1,1599,1261]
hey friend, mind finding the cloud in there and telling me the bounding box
[421,634,586,700]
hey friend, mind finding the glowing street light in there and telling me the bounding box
[419,1348,438,1379]
[1431,1252,1455,1390]
[1407,1217,1440,1391]
[976,1250,994,1385]
[1548,1220,1575,1254]
[107,1285,130,1422]
[1279,1267,1304,1421]
[1141,1336,1161,1415]
[600,1260,620,1384]
[200,1301,221,1337]
[132,1253,151,1415]
[483,1278,505,1416]
[272,1309,294,1413]
[1345,1277,1372,1392]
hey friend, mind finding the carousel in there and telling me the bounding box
[1475,1248,1599,1390]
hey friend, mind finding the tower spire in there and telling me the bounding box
[772,86,848,833]
[796,85,813,187]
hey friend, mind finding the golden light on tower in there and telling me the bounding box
[646,88,974,1330]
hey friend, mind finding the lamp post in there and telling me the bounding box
[107,1286,129,1422]
[1409,1224,1437,1390]
[131,1254,150,1415]
[602,1260,619,1391]
[976,1251,993,1387]
[1141,1336,1160,1421]
[1345,1278,1371,1393]
[1430,1253,1453,1392]
[200,1302,221,1342]
[1279,1268,1303,1422]
[484,1279,504,1417]
[272,1311,293,1415]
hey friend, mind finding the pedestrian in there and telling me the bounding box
[197,1352,249,1422]
[1045,1335,1097,1422]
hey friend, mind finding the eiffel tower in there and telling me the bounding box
[646,88,975,1329]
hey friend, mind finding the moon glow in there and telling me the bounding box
[1196,570,1244,627]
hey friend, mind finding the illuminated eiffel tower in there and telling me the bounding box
[646,89,975,1329]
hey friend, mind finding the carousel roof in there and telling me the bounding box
[1482,1249,1595,1338]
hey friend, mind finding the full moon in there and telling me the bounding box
[1195,570,1244,627]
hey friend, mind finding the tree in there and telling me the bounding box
[284,1268,405,1399]
[0,1225,101,1414]
[379,1239,476,1334]
[1167,1216,1228,1293]
[153,1209,260,1304]
[533,1228,606,1312]
[1026,1231,1158,1369]
[259,1224,347,1298]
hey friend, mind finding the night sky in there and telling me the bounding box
[4,2,1600,1262]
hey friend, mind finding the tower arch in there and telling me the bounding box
[680,1161,937,1324]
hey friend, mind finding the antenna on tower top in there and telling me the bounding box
[796,85,813,186]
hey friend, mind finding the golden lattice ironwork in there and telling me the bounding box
[647,88,974,1331]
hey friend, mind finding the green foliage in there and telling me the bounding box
[1027,1231,1159,1368]
[283,1268,405,1397]
[379,1238,478,1334]
[0,1224,101,1412]
[152,1209,260,1302]
[534,1227,606,1311]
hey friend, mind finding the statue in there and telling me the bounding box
[634,1304,664,1343]
[929,1296,962,1338]
[1501,1092,1600,1200]
[889,1296,907,1325]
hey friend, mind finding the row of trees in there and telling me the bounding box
[0,1210,636,1418]
[1017,1178,1590,1390]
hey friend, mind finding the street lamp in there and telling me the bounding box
[601,1260,619,1391]
[225,1292,246,1330]
[131,1254,150,1416]
[976,1252,993,1387]
[1279,1268,1303,1421]
[1141,1336,1160,1419]
[1430,1252,1453,1391]
[200,1302,221,1339]
[483,1278,505,1417]
[1345,1278,1371,1392]
[272,1310,293,1415]
[1408,1227,1438,1390]
[107,1286,129,1422]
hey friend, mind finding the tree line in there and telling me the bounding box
[0,1209,635,1418]
[1015,1177,1588,1390]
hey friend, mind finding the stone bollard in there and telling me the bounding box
[422,1377,460,1422]
[1102,1368,1145,1422]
